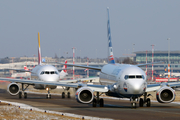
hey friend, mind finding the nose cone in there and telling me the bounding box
[129,80,145,94]
[40,75,60,82]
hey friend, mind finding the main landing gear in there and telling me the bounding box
[19,83,29,99]
[61,86,71,99]
[139,92,151,107]
[92,92,104,107]
[61,92,71,98]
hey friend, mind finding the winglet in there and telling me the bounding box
[38,32,42,65]
[107,7,115,64]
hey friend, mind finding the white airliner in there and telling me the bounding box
[0,32,92,99]
[55,8,180,108]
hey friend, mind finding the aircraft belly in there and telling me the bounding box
[34,84,57,89]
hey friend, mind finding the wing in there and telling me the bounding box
[146,82,180,92]
[0,77,107,92]
[58,63,102,71]
[4,68,31,72]
[59,77,99,83]
[136,62,163,67]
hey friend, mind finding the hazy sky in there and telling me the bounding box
[0,0,180,59]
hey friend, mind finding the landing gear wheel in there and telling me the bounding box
[146,98,151,107]
[92,99,97,107]
[46,94,51,99]
[49,94,51,99]
[67,92,70,98]
[99,98,104,107]
[24,92,27,99]
[131,102,136,108]
[62,92,65,98]
[139,98,143,107]
[19,92,22,99]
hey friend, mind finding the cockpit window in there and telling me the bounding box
[45,71,49,74]
[40,71,58,75]
[136,75,142,78]
[128,75,135,78]
[50,71,55,74]
[124,75,128,80]
[124,75,145,80]
[40,71,44,75]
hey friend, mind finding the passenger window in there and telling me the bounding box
[55,71,58,74]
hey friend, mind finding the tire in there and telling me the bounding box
[139,98,143,107]
[49,94,51,99]
[67,92,70,98]
[92,99,97,107]
[99,98,104,107]
[62,92,65,99]
[131,103,136,108]
[19,92,22,99]
[147,98,151,107]
[24,92,27,99]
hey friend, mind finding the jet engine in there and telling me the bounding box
[7,83,20,96]
[156,86,175,103]
[75,87,94,104]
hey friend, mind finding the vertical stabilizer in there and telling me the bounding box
[38,32,42,65]
[107,7,115,64]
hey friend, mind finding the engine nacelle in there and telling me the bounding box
[156,86,175,103]
[7,83,20,96]
[75,87,94,104]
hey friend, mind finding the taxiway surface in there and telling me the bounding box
[1,88,180,120]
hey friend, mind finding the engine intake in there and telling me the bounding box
[7,83,20,96]
[75,87,94,104]
[156,86,175,103]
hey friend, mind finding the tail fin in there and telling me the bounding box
[38,32,42,65]
[107,7,115,64]
[63,60,67,73]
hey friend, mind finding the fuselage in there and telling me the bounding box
[31,65,60,89]
[99,63,147,98]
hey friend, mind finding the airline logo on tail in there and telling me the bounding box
[38,32,42,65]
[107,8,115,64]
[63,60,67,73]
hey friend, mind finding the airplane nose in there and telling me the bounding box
[40,75,59,82]
[129,80,145,94]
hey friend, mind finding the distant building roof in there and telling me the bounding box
[135,51,180,54]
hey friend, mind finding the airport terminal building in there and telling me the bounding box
[135,51,180,78]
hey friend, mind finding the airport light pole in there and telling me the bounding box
[151,45,154,81]
[59,49,61,62]
[72,47,76,79]
[167,38,170,82]
[146,50,147,76]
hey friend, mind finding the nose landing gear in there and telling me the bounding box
[130,97,138,108]
[46,88,51,99]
